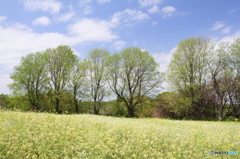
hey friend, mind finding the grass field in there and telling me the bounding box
[0,110,239,159]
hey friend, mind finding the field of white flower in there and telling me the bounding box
[0,110,239,159]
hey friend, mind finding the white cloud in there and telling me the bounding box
[97,0,111,4]
[151,48,176,91]
[0,25,74,69]
[218,30,240,43]
[111,40,127,50]
[140,49,148,53]
[221,26,231,34]
[0,18,118,68]
[58,12,75,22]
[32,16,51,26]
[161,6,176,17]
[211,21,225,31]
[22,0,62,14]
[79,0,92,15]
[68,18,118,42]
[148,6,187,18]
[152,52,173,72]
[0,25,75,93]
[138,0,162,7]
[0,16,120,94]
[0,18,118,93]
[71,48,82,57]
[133,12,150,20]
[110,9,150,26]
[148,5,160,14]
[162,6,176,13]
[0,16,7,22]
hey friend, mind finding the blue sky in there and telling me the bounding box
[0,0,240,94]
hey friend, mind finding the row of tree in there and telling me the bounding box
[156,37,240,120]
[4,37,240,120]
[7,46,162,117]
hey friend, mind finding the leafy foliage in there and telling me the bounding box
[107,47,162,117]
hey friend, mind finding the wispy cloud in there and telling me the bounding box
[97,0,111,4]
[148,5,160,14]
[152,21,157,25]
[111,40,127,50]
[22,0,62,14]
[222,26,231,34]
[58,11,75,22]
[13,23,32,31]
[228,8,237,14]
[211,21,225,31]
[148,5,188,18]
[110,9,150,27]
[0,16,7,22]
[79,0,92,15]
[32,16,51,26]
[138,0,162,7]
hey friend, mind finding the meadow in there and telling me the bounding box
[0,110,239,159]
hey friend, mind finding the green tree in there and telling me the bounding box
[68,60,88,114]
[208,42,233,120]
[9,52,48,111]
[155,92,192,119]
[107,47,162,117]
[86,48,110,114]
[6,95,31,111]
[229,38,240,118]
[44,45,78,113]
[135,96,156,118]
[0,94,9,109]
[167,37,214,119]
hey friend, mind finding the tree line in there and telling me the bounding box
[5,46,162,118]
[1,37,240,120]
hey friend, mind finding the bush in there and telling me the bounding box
[223,116,239,121]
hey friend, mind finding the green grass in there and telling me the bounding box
[0,110,239,159]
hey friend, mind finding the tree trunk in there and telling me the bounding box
[75,99,79,114]
[73,91,79,114]
[217,106,223,121]
[218,114,222,121]
[127,106,134,117]
[93,102,99,114]
[55,97,60,114]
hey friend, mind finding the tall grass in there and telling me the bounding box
[0,110,239,158]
